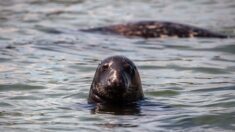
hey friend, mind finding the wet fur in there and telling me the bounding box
[81,21,228,38]
[88,56,144,104]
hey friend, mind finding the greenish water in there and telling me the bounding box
[0,0,235,132]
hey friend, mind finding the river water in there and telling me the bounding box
[0,0,235,132]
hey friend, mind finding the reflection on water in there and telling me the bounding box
[0,0,235,132]
[89,103,141,115]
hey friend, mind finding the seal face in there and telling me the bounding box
[88,56,144,104]
[81,21,228,38]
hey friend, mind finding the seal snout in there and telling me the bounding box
[107,71,128,93]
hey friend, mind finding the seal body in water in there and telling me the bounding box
[88,56,144,104]
[81,21,227,38]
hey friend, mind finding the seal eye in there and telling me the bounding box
[124,64,133,74]
[101,63,109,71]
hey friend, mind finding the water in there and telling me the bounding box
[0,0,235,131]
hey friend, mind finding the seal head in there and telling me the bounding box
[88,56,143,104]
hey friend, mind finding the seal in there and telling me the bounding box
[88,56,144,104]
[81,21,228,38]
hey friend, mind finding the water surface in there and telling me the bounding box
[0,0,235,132]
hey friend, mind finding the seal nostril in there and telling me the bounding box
[112,79,118,86]
[108,78,112,84]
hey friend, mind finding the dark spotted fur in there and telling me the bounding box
[81,21,228,38]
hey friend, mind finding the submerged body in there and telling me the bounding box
[88,56,143,104]
[81,21,227,38]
